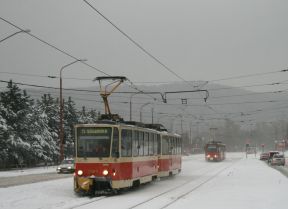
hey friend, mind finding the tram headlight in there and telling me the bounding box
[77,170,83,176]
[214,154,218,158]
[207,154,210,158]
[102,169,109,176]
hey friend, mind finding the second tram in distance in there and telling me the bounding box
[73,121,182,195]
[204,141,226,162]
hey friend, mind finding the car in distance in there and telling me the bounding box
[260,152,269,161]
[270,154,285,166]
[267,151,279,164]
[56,159,75,173]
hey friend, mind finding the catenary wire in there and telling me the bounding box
[0,16,160,101]
[83,0,198,89]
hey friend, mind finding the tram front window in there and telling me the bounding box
[207,146,217,152]
[77,127,112,158]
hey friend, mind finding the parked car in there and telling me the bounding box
[56,159,75,173]
[267,151,279,164]
[270,154,285,166]
[260,152,269,161]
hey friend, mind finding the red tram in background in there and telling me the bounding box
[204,141,226,162]
[73,121,182,195]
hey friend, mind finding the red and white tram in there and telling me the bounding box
[73,121,182,195]
[204,141,226,162]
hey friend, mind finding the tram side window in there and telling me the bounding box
[132,130,139,157]
[162,136,169,155]
[177,138,179,154]
[121,129,132,157]
[170,137,175,155]
[112,127,119,158]
[144,132,149,156]
[149,133,154,156]
[177,138,181,154]
[180,138,182,154]
[168,137,171,154]
[157,134,161,154]
[171,137,175,155]
[153,134,158,155]
[139,131,144,156]
[174,137,178,155]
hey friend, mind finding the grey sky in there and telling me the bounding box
[0,0,287,92]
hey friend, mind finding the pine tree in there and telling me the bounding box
[87,109,99,123]
[26,105,57,163]
[78,106,88,124]
[0,105,9,168]
[36,94,60,162]
[0,80,33,166]
[78,106,98,123]
[63,97,78,157]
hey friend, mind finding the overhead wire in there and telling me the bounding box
[2,78,288,111]
[5,79,287,123]
[2,70,288,99]
[0,16,109,76]
[0,16,161,101]
[2,13,288,119]
[83,0,199,90]
[208,69,288,83]
[2,77,288,110]
[2,69,288,95]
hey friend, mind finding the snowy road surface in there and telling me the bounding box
[1,152,288,209]
[0,172,72,188]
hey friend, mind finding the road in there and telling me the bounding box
[1,153,288,209]
[0,172,72,188]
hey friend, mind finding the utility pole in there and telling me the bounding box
[59,59,86,162]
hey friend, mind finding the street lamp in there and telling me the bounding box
[59,59,86,162]
[139,102,151,123]
[0,29,31,44]
[129,92,139,121]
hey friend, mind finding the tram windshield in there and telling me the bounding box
[206,145,217,152]
[77,127,112,158]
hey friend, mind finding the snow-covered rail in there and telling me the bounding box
[127,158,240,209]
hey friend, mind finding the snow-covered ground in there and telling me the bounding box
[1,152,288,209]
[0,166,57,178]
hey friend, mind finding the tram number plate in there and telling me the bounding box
[210,158,213,160]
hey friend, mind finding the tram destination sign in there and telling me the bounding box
[79,127,110,135]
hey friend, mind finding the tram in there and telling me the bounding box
[204,141,226,162]
[73,76,181,194]
[73,121,182,195]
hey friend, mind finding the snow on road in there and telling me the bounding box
[0,166,57,178]
[170,155,288,209]
[0,152,287,209]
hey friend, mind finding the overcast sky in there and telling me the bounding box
[0,0,287,92]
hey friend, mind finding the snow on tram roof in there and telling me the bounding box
[75,120,179,135]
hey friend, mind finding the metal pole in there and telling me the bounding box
[151,107,154,124]
[59,59,86,162]
[59,75,64,162]
[129,92,138,121]
[139,102,151,123]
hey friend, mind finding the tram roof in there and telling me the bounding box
[75,120,174,133]
[206,141,226,146]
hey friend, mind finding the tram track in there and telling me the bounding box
[67,156,241,209]
[65,196,107,209]
[128,157,241,209]
[159,164,236,209]
[69,160,220,209]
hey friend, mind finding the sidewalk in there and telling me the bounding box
[0,166,57,178]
